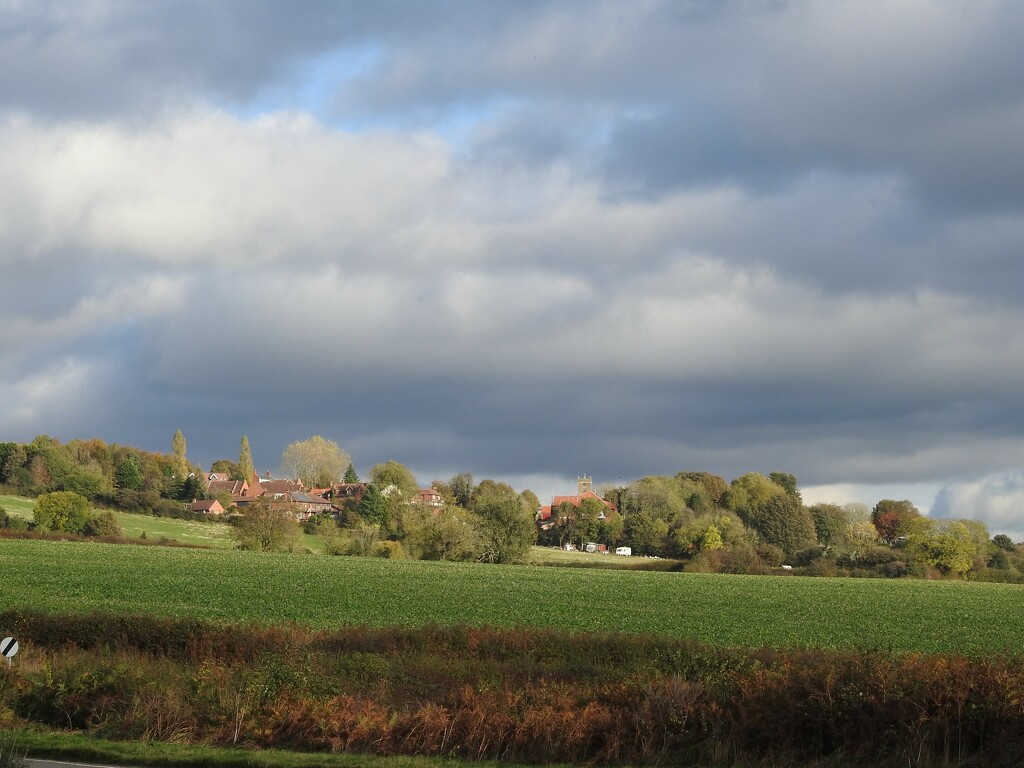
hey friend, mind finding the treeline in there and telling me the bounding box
[3,610,1024,767]
[3,434,1022,581]
[546,471,1024,581]
[0,434,203,517]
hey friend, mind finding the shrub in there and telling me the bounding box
[374,540,406,559]
[33,491,91,534]
[84,510,122,537]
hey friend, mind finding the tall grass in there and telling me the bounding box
[2,610,1023,767]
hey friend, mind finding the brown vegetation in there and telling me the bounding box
[2,610,1023,766]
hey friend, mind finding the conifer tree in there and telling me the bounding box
[171,429,188,479]
[239,435,255,482]
[344,462,359,483]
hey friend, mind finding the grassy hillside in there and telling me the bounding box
[2,537,1023,653]
[0,493,333,551]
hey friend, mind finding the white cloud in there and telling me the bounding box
[932,472,1024,542]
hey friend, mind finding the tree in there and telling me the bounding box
[403,505,481,561]
[871,500,923,546]
[232,498,300,552]
[211,459,242,480]
[906,520,978,576]
[473,485,536,563]
[843,520,881,560]
[239,436,254,482]
[113,453,144,491]
[343,463,359,483]
[449,473,474,509]
[751,494,816,558]
[993,534,1016,552]
[675,471,730,508]
[171,430,188,479]
[769,472,802,506]
[369,460,419,499]
[33,491,91,534]
[281,436,351,488]
[355,484,388,526]
[176,473,205,502]
[809,503,849,551]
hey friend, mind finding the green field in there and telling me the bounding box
[0,494,331,551]
[2,537,1023,653]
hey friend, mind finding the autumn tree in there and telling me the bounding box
[239,436,254,482]
[871,500,923,546]
[281,436,351,488]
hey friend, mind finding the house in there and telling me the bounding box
[416,487,443,508]
[330,482,367,507]
[206,478,265,508]
[285,491,335,521]
[260,478,305,498]
[189,499,225,515]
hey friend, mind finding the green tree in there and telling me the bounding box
[993,534,1016,552]
[449,473,474,509]
[33,491,91,534]
[356,484,388,526]
[239,436,254,482]
[232,498,300,552]
[282,436,351,488]
[769,471,802,505]
[753,495,816,558]
[675,471,730,508]
[809,503,849,551]
[403,505,481,561]
[473,485,536,563]
[343,463,359,483]
[171,429,188,479]
[114,453,144,491]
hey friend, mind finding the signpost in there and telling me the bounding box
[1,636,18,668]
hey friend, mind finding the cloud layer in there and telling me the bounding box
[2,1,1023,536]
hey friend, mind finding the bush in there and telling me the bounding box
[85,510,122,537]
[33,491,91,534]
[373,540,406,559]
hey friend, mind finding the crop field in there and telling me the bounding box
[2,538,1023,653]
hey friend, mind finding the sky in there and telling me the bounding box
[2,1,1024,538]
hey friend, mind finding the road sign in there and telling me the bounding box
[1,636,18,666]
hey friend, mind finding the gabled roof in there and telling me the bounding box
[208,479,247,495]
[262,479,303,494]
[551,489,616,511]
[190,499,224,513]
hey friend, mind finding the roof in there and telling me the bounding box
[550,489,616,511]
[190,499,224,512]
